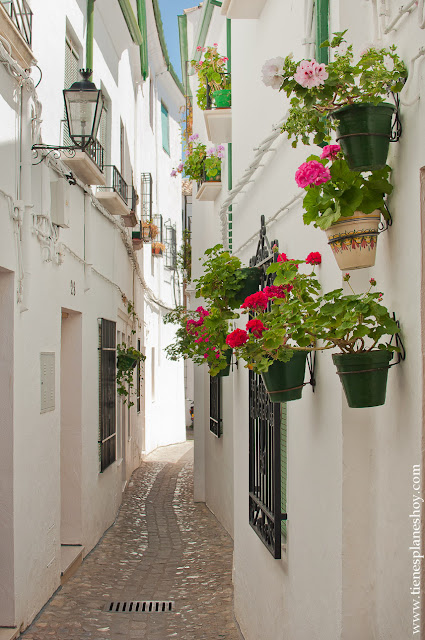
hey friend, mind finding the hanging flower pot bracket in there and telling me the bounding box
[378,201,393,234]
[249,215,317,392]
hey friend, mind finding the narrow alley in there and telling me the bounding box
[21,442,242,640]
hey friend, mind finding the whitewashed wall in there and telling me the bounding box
[190,0,425,638]
[0,0,185,630]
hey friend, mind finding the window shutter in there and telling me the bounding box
[99,319,117,472]
[63,38,80,145]
[161,103,170,154]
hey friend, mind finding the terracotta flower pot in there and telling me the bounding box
[325,210,381,270]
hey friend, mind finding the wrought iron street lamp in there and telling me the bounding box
[63,69,103,149]
[32,69,103,161]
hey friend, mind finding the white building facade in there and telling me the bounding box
[0,0,185,633]
[182,1,425,638]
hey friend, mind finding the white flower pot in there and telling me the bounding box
[325,210,381,270]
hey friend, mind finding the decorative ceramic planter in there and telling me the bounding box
[204,170,222,182]
[325,210,381,270]
[330,102,396,171]
[213,89,231,108]
[261,352,308,402]
[233,267,262,306]
[333,350,392,408]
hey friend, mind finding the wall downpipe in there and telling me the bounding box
[86,0,95,74]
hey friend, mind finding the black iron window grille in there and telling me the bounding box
[98,318,117,472]
[136,338,141,414]
[1,0,32,47]
[209,375,222,437]
[141,173,153,218]
[205,72,231,110]
[164,220,177,270]
[248,215,286,559]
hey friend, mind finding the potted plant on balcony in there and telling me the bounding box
[227,252,325,401]
[295,145,393,270]
[191,45,231,109]
[171,135,225,185]
[261,32,407,170]
[318,273,400,407]
[117,343,145,406]
[194,244,262,311]
[164,304,234,376]
[152,241,165,256]
[141,220,159,241]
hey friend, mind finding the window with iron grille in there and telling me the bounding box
[98,318,116,472]
[280,403,288,540]
[209,375,221,437]
[136,338,141,413]
[164,220,177,270]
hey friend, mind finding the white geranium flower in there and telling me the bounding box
[261,57,285,90]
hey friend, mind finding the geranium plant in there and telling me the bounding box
[318,273,399,353]
[226,252,325,373]
[194,244,256,311]
[116,343,145,406]
[296,144,393,229]
[262,32,407,146]
[171,135,224,182]
[164,304,233,376]
[191,44,230,110]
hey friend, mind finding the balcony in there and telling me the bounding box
[0,0,35,68]
[96,166,138,226]
[221,0,267,19]
[196,166,222,202]
[61,140,106,186]
[204,74,232,143]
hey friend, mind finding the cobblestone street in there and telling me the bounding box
[21,441,242,640]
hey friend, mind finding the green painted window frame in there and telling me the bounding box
[161,102,170,155]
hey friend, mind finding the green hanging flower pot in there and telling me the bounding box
[261,352,308,402]
[233,267,262,307]
[214,349,232,377]
[332,350,392,408]
[213,89,231,108]
[330,102,396,172]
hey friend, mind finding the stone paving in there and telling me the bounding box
[21,441,242,640]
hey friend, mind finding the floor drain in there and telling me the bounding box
[104,600,174,613]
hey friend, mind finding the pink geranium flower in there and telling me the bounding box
[294,59,328,88]
[320,144,341,160]
[240,291,269,312]
[295,160,331,188]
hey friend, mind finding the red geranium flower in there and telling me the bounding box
[241,291,268,311]
[263,285,287,299]
[277,252,289,262]
[246,318,268,338]
[226,329,249,348]
[306,251,322,265]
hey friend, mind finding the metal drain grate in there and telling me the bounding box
[104,600,174,613]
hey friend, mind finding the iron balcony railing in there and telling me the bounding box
[85,139,105,173]
[98,166,138,213]
[1,0,32,47]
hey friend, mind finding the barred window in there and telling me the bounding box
[98,318,116,472]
